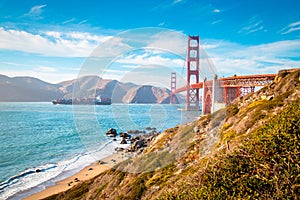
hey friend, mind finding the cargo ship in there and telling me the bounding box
[52,96,111,105]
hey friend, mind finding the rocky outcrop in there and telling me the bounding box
[125,131,160,154]
[108,127,161,153]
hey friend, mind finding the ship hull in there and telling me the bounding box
[52,98,111,105]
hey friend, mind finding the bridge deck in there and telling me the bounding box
[174,74,276,93]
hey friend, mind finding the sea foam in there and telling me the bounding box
[0,139,123,200]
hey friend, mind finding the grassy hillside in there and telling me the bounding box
[44,68,300,200]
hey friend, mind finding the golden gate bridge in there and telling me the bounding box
[170,35,276,114]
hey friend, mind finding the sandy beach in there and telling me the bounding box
[24,152,128,200]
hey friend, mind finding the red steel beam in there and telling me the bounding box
[173,74,276,93]
[219,74,276,81]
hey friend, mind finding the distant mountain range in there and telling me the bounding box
[0,74,179,104]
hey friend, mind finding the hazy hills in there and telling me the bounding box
[0,74,63,101]
[0,74,177,104]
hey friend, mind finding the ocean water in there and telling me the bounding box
[0,102,199,199]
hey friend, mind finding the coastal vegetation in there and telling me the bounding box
[44,68,300,199]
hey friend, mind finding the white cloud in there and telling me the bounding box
[290,21,300,27]
[236,40,300,58]
[45,31,61,39]
[172,0,186,5]
[45,31,112,43]
[2,62,32,67]
[213,9,221,13]
[116,52,184,68]
[158,22,165,26]
[212,19,223,25]
[34,66,57,73]
[109,33,300,83]
[78,20,88,25]
[280,20,300,34]
[151,0,186,12]
[203,39,300,76]
[239,17,266,34]
[91,36,133,58]
[116,65,176,88]
[1,26,299,85]
[24,4,46,19]
[147,31,187,55]
[0,27,112,57]
[62,18,76,24]
[101,68,131,80]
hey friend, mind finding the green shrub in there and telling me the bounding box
[226,104,239,119]
[160,100,300,199]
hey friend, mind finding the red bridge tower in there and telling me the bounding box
[186,35,200,110]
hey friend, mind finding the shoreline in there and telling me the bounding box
[24,152,128,200]
[14,130,159,200]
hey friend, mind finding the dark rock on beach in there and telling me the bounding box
[120,139,127,144]
[115,147,125,152]
[106,128,117,137]
[128,130,146,134]
[146,127,156,131]
[130,140,145,151]
[120,132,131,139]
[132,136,140,141]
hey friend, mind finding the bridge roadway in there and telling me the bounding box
[173,74,276,93]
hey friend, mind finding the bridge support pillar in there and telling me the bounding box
[170,72,177,104]
[241,86,255,96]
[202,78,209,114]
[186,35,200,110]
[202,78,213,114]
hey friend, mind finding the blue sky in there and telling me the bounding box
[0,0,299,85]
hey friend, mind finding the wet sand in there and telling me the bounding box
[24,152,127,200]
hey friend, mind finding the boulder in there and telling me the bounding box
[128,129,139,134]
[131,140,145,151]
[120,139,127,144]
[137,148,144,154]
[120,132,131,139]
[133,136,140,140]
[125,148,133,152]
[106,128,117,137]
[128,130,146,134]
[115,147,125,152]
[98,160,106,164]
